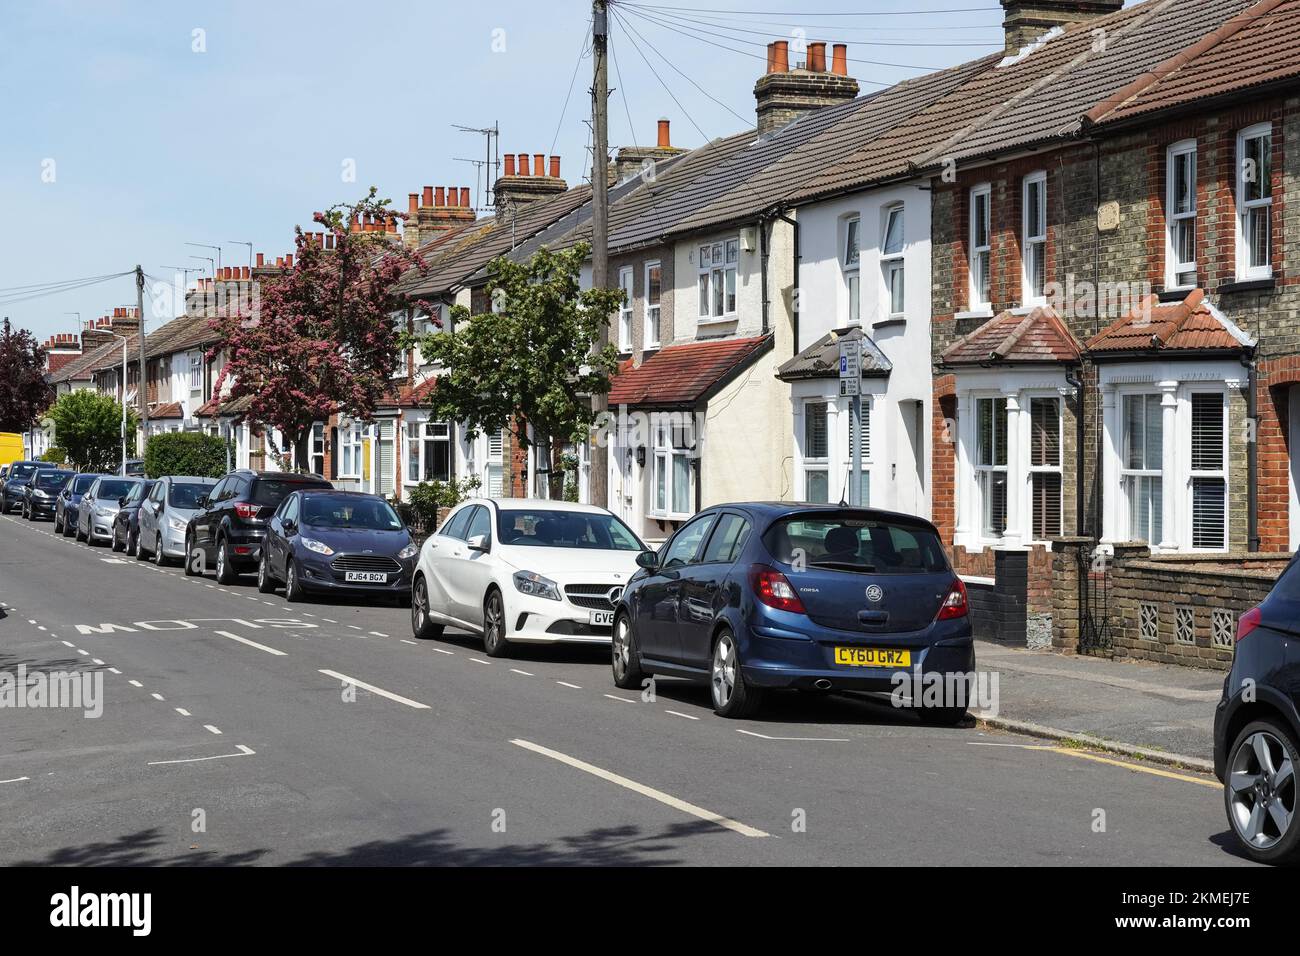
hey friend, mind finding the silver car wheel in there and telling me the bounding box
[1229,729,1296,850]
[711,633,737,709]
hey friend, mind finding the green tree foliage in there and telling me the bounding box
[415,243,622,498]
[143,431,230,479]
[46,391,137,473]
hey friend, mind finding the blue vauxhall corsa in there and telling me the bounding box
[611,503,974,721]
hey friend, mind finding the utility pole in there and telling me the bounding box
[589,0,610,509]
[136,265,148,447]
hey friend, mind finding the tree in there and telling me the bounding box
[0,317,54,433]
[416,243,623,499]
[46,391,138,473]
[210,188,431,469]
[143,431,229,478]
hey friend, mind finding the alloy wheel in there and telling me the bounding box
[1229,729,1296,850]
[712,634,737,709]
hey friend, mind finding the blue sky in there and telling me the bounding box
[1,0,1013,341]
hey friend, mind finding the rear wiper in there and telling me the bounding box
[808,560,877,573]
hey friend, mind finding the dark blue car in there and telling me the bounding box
[1213,556,1300,864]
[612,503,974,720]
[258,489,418,604]
[55,473,104,537]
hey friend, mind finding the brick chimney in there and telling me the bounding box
[494,153,568,218]
[754,40,859,136]
[1000,0,1122,54]
[614,119,689,183]
[408,185,477,249]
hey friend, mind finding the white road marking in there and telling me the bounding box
[555,681,582,689]
[151,693,165,701]
[148,744,255,766]
[204,725,223,735]
[509,668,534,677]
[214,629,287,657]
[511,739,769,838]
[128,680,143,688]
[604,694,636,703]
[665,710,699,720]
[318,669,430,709]
[175,708,191,717]
[735,729,850,742]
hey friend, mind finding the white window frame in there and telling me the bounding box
[880,204,905,318]
[969,184,992,311]
[1236,123,1273,281]
[801,399,831,503]
[643,260,662,349]
[1021,171,1047,307]
[617,266,634,353]
[1166,140,1197,290]
[974,395,1008,541]
[650,420,693,520]
[1026,393,1063,544]
[1119,391,1164,546]
[1187,389,1228,552]
[843,216,861,326]
[697,238,738,322]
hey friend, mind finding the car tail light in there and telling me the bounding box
[749,564,805,614]
[1236,606,1262,643]
[935,578,969,621]
[234,502,259,521]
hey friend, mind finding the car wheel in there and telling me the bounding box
[710,629,764,718]
[1225,719,1300,864]
[482,588,509,657]
[257,554,276,593]
[284,560,304,602]
[611,613,647,690]
[215,539,237,584]
[410,575,444,640]
[183,533,200,576]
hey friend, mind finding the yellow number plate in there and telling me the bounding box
[834,647,911,668]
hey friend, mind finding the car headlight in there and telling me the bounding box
[168,515,188,532]
[301,538,334,556]
[397,543,419,560]
[513,570,561,601]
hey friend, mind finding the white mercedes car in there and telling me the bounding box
[410,498,648,656]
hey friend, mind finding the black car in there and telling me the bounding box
[111,478,157,555]
[1214,556,1300,864]
[21,468,75,520]
[1,461,43,513]
[258,490,417,603]
[185,469,333,583]
[55,472,103,536]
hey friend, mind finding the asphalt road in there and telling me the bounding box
[0,511,1257,866]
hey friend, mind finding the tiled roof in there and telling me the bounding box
[1086,289,1256,354]
[607,335,772,408]
[776,326,892,381]
[1090,0,1299,126]
[940,306,1083,366]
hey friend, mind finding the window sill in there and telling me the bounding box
[1218,277,1276,295]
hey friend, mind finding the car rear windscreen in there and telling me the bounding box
[252,479,330,507]
[97,479,138,499]
[35,472,71,489]
[497,509,643,550]
[168,483,210,508]
[763,514,949,574]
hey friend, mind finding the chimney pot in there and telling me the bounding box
[548,156,560,179]
[657,119,671,148]
[807,42,827,72]
[773,40,789,73]
[460,186,471,207]
[831,43,848,76]
[518,153,531,177]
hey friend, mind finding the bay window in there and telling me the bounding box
[844,217,861,325]
[976,397,1008,539]
[617,266,633,352]
[1022,171,1047,305]
[1237,124,1273,279]
[697,238,738,320]
[1122,393,1163,545]
[881,205,905,317]
[969,185,991,310]
[1166,141,1197,288]
[644,261,661,348]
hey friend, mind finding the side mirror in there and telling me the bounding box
[636,549,659,570]
[467,533,490,553]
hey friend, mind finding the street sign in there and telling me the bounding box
[839,339,860,397]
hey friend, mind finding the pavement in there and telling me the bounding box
[0,510,1252,866]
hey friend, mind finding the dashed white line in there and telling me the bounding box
[318,669,430,710]
[214,629,287,657]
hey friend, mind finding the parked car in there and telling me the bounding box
[258,490,417,603]
[136,475,218,566]
[609,504,973,720]
[410,499,647,657]
[1,461,43,513]
[21,468,75,520]
[110,478,157,555]
[76,475,144,545]
[185,469,333,583]
[55,473,103,536]
[1214,556,1300,864]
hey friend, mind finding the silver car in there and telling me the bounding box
[136,475,218,566]
[77,476,144,545]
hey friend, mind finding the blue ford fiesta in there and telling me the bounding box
[612,503,974,720]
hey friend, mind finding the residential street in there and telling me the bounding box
[0,513,1252,866]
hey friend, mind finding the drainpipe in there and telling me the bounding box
[1244,351,1260,553]
[774,209,800,355]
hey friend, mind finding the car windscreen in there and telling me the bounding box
[301,495,403,530]
[497,510,643,550]
[762,513,950,574]
[34,472,71,490]
[252,479,328,508]
[97,479,138,500]
[71,474,98,493]
[168,483,211,508]
[10,463,37,482]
